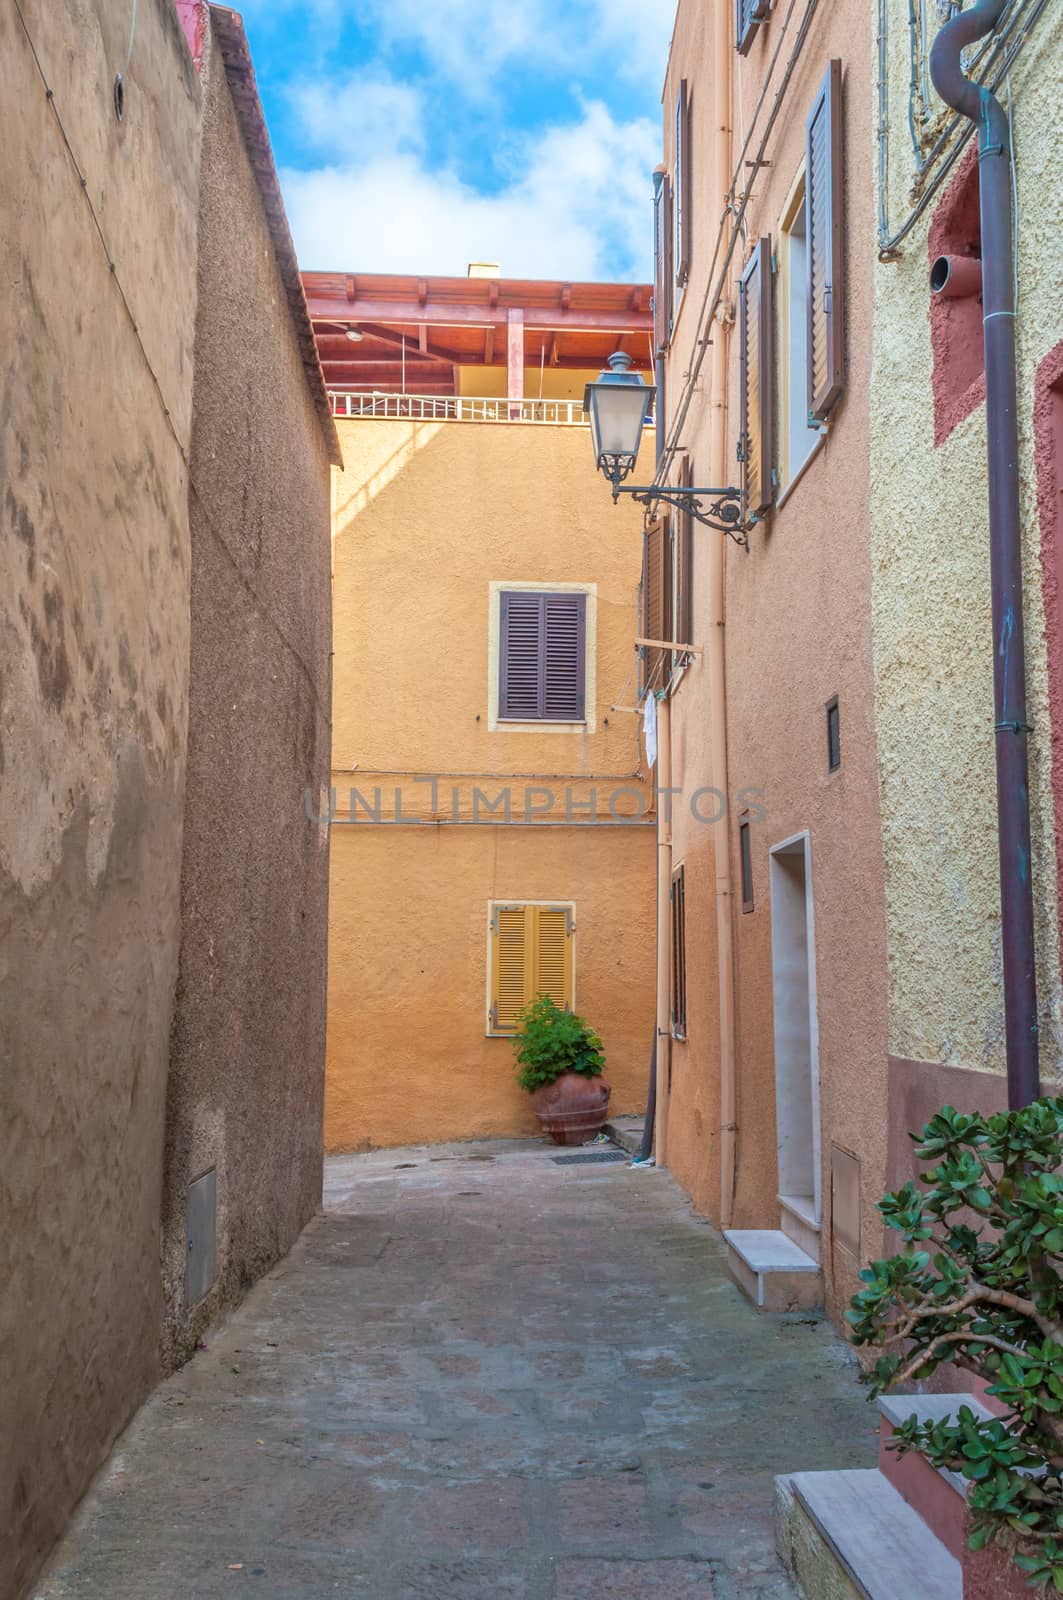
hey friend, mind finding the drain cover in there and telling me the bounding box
[551,1149,628,1166]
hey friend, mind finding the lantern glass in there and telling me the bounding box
[583,353,654,481]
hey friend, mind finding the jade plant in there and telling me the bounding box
[512,994,605,1093]
[849,1099,1063,1591]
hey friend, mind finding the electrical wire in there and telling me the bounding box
[653,0,822,492]
[876,0,1049,259]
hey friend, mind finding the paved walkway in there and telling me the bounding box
[39,1142,877,1599]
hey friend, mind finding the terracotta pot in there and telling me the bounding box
[962,1541,1032,1600]
[530,1073,611,1146]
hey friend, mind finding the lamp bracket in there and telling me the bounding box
[609,480,748,547]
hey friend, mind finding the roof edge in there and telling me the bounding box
[207,6,342,467]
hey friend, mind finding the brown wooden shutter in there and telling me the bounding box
[641,516,672,693]
[500,591,585,721]
[654,175,674,349]
[542,593,586,721]
[737,0,770,55]
[738,237,774,517]
[676,457,694,649]
[675,81,691,287]
[806,59,845,421]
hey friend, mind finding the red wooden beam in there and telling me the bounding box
[306,294,652,333]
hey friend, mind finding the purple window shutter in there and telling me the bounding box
[543,593,586,721]
[500,591,585,720]
[499,592,543,718]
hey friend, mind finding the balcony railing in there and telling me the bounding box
[329,392,590,426]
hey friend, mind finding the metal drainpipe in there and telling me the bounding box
[930,1,1040,1109]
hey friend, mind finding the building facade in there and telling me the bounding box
[1,6,335,1594]
[649,0,1062,1333]
[306,273,658,1151]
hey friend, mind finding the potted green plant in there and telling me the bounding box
[513,993,611,1146]
[849,1099,1063,1596]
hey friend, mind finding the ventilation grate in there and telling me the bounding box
[551,1148,628,1166]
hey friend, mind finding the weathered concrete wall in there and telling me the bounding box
[160,18,332,1365]
[0,1,201,1593]
[870,11,1063,1081]
[658,0,890,1327]
[327,417,656,1149]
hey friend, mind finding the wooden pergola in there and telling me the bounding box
[303,272,654,397]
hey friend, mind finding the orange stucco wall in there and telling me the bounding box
[326,415,657,1151]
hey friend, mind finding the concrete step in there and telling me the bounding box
[724,1228,822,1312]
[779,1193,822,1262]
[776,1468,962,1600]
[603,1116,644,1156]
[877,1393,992,1562]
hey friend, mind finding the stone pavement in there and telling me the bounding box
[38,1141,878,1599]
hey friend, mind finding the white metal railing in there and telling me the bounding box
[329,392,590,425]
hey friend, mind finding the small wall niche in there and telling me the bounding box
[928,145,985,448]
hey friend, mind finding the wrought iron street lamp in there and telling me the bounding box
[583,352,745,544]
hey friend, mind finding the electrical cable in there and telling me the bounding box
[876,0,1048,259]
[653,0,822,492]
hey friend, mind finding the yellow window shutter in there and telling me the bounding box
[492,906,528,1032]
[532,906,573,1013]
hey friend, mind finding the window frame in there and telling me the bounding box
[486,899,576,1037]
[777,167,824,496]
[488,581,597,733]
[826,695,841,773]
[671,864,687,1038]
[739,817,755,914]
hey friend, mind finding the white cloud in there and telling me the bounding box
[288,72,425,157]
[282,100,658,281]
[359,0,677,91]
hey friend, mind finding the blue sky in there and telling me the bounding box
[234,0,677,282]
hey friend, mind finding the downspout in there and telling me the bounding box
[654,695,673,1166]
[930,3,1040,1109]
[711,0,739,1226]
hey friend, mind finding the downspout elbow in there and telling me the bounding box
[928,0,1007,120]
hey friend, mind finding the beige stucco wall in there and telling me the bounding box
[160,20,333,1371]
[457,365,601,402]
[0,2,201,1593]
[656,0,890,1324]
[327,416,657,1149]
[870,10,1063,1080]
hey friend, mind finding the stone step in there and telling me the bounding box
[776,1468,962,1600]
[779,1193,822,1262]
[723,1228,822,1312]
[877,1393,992,1562]
[603,1115,644,1156]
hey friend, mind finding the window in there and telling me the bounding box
[498,590,586,722]
[740,820,754,913]
[779,176,821,487]
[738,238,775,516]
[671,866,686,1037]
[640,515,673,694]
[737,0,770,55]
[826,696,841,772]
[488,902,574,1035]
[674,80,692,288]
[805,60,845,422]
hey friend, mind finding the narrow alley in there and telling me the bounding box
[37,1145,876,1600]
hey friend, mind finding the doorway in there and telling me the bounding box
[768,832,821,1246]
